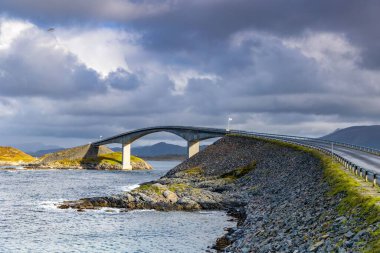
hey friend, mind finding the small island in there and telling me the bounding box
[0,144,152,170]
[0,146,35,166]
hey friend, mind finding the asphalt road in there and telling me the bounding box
[294,140,380,175]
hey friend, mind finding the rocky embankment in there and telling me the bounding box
[36,144,152,170]
[58,136,379,252]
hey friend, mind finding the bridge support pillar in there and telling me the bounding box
[187,140,200,158]
[122,143,133,170]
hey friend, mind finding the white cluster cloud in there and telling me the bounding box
[0,18,33,50]
[58,28,136,77]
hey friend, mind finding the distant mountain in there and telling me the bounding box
[13,142,63,153]
[112,142,207,158]
[321,125,380,149]
[133,142,186,156]
[29,148,65,157]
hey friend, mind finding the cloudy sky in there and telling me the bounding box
[0,0,379,149]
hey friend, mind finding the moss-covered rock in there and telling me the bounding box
[220,161,256,180]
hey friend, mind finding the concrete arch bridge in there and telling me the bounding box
[92,126,228,170]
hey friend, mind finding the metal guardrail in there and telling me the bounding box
[230,130,380,157]
[231,131,379,187]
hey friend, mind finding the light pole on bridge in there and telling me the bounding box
[227,117,232,131]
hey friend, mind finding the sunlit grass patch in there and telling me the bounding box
[49,152,142,167]
[0,146,35,163]
[183,167,204,176]
[220,161,256,180]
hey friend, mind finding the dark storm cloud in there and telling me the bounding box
[126,0,380,69]
[0,0,380,146]
[0,0,171,24]
[1,0,380,70]
[58,73,183,118]
[106,68,140,90]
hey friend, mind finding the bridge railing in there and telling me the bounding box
[230,130,380,156]
[230,131,379,187]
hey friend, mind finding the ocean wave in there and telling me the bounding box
[93,207,123,214]
[121,184,140,192]
[0,165,25,170]
[39,199,71,211]
[129,209,156,213]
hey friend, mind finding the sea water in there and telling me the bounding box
[0,161,233,253]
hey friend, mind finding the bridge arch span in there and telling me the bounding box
[92,126,227,170]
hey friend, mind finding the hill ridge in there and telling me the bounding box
[0,146,35,164]
[321,125,380,149]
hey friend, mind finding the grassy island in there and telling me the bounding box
[0,146,35,164]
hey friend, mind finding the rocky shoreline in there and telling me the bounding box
[36,158,151,170]
[0,159,152,170]
[0,144,152,171]
[58,136,379,252]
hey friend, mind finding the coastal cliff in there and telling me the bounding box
[58,136,380,252]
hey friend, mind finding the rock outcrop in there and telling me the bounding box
[38,144,112,163]
[37,144,152,170]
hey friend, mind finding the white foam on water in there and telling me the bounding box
[93,207,123,214]
[39,200,126,214]
[0,165,25,170]
[198,211,221,214]
[129,209,157,213]
[121,184,140,192]
[5,170,19,173]
[39,199,71,212]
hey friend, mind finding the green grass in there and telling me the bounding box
[230,134,380,252]
[168,183,192,193]
[183,167,204,176]
[318,153,380,252]
[135,183,197,195]
[50,158,81,166]
[51,152,143,167]
[136,184,166,195]
[220,161,257,180]
[0,146,35,163]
